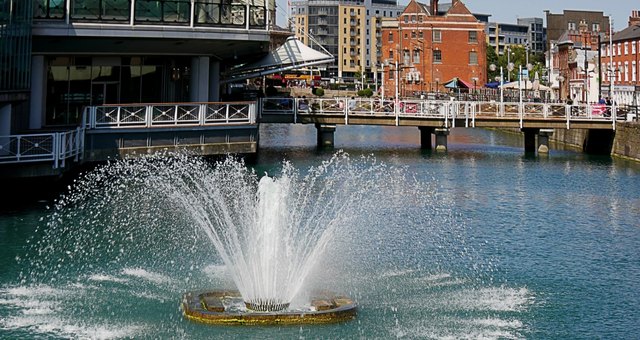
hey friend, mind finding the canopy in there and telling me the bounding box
[500,81,550,91]
[222,37,334,84]
[443,77,475,89]
[484,81,504,89]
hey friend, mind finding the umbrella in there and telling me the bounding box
[500,81,550,91]
[443,77,473,89]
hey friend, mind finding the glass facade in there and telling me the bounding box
[45,56,191,126]
[0,0,32,92]
[33,0,268,29]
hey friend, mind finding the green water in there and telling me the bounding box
[1,125,639,339]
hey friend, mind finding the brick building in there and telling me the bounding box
[380,0,486,98]
[545,10,610,51]
[601,10,640,105]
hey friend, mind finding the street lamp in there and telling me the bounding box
[490,63,504,105]
[557,75,565,102]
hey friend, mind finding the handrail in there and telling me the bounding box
[0,129,84,168]
[259,97,627,129]
[85,102,257,129]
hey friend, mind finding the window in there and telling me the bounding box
[592,23,600,32]
[633,41,637,54]
[468,31,477,43]
[618,43,621,56]
[403,50,410,65]
[633,61,637,82]
[625,42,629,55]
[469,51,478,65]
[568,22,576,30]
[411,15,416,23]
[411,31,416,39]
[389,50,394,58]
[388,32,393,42]
[625,62,629,82]
[419,31,423,39]
[404,15,408,23]
[413,50,420,64]
[433,50,442,63]
[433,30,441,42]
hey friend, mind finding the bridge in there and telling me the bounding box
[259,97,629,153]
[0,98,632,177]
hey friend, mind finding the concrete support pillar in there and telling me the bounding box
[209,61,220,102]
[190,56,210,102]
[29,55,46,130]
[434,128,449,152]
[521,128,539,154]
[316,124,336,148]
[418,126,434,150]
[0,104,9,155]
[537,129,554,154]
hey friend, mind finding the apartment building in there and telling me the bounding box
[601,10,640,105]
[292,0,403,81]
[380,0,486,97]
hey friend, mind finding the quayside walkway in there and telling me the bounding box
[259,97,630,152]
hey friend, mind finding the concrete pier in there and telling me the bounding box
[316,124,336,148]
[521,128,539,154]
[434,128,450,152]
[418,127,434,150]
[537,129,554,154]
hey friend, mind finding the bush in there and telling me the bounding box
[358,88,373,97]
[314,88,325,97]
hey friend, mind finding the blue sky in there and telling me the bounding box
[460,0,630,29]
[275,0,632,31]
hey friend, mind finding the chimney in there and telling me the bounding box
[430,0,438,15]
[630,10,640,26]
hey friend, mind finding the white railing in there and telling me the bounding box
[85,102,257,129]
[260,97,626,129]
[0,128,84,168]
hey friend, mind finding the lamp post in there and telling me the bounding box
[381,62,385,102]
[490,63,504,105]
[558,75,565,101]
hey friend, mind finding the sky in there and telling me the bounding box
[275,0,633,30]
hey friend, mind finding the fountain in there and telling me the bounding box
[24,152,397,325]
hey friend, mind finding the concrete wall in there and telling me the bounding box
[611,122,640,161]
[551,122,640,161]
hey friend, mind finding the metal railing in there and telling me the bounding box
[84,101,257,128]
[260,97,627,129]
[0,128,84,168]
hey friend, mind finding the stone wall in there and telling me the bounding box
[611,122,640,161]
[551,122,640,162]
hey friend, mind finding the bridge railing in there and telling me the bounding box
[85,102,257,129]
[0,128,84,168]
[260,97,625,129]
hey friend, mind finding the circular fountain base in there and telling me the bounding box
[182,290,357,325]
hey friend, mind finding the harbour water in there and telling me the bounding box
[1,124,639,339]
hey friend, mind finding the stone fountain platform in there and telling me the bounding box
[182,290,357,325]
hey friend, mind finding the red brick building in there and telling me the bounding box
[601,10,640,105]
[380,0,486,98]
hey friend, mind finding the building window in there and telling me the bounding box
[469,51,478,65]
[625,42,629,55]
[568,22,576,30]
[389,32,393,42]
[633,41,637,54]
[468,31,477,43]
[411,31,416,39]
[625,62,629,81]
[413,50,420,64]
[389,50,394,58]
[419,31,423,39]
[633,61,637,82]
[618,43,621,56]
[433,30,441,42]
[404,15,408,23]
[592,23,600,32]
[433,50,442,63]
[411,15,416,23]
